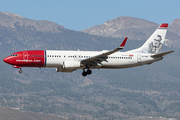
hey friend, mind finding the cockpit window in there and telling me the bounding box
[10,54,17,57]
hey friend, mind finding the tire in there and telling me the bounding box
[19,70,22,74]
[87,70,92,75]
[82,72,87,77]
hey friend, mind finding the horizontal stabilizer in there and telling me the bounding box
[151,51,174,58]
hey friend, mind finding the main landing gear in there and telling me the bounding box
[82,69,92,77]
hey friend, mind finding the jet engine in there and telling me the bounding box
[63,61,81,69]
[56,61,81,73]
[56,67,74,73]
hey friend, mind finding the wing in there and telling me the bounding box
[81,37,128,67]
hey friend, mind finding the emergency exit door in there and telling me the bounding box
[23,51,28,60]
[137,54,141,63]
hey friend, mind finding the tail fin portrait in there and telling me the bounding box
[140,23,168,54]
[128,23,168,54]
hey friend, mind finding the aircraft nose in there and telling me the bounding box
[3,57,11,64]
[3,57,8,63]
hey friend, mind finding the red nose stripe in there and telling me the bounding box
[3,50,45,67]
[3,58,7,62]
[18,50,45,67]
[3,57,12,64]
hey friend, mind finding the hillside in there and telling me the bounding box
[82,16,158,40]
[0,12,64,33]
[82,16,180,49]
[0,12,180,120]
[0,107,66,120]
[167,19,180,48]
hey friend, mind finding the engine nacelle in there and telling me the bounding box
[63,61,81,69]
[56,67,74,73]
[56,61,81,73]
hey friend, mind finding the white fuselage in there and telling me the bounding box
[45,50,161,69]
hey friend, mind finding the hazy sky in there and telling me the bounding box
[0,0,179,31]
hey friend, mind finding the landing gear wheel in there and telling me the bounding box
[82,72,87,77]
[19,69,23,74]
[87,69,92,75]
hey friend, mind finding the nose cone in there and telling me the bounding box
[3,57,11,64]
[3,57,8,63]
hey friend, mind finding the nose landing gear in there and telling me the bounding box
[82,69,92,77]
[13,65,22,74]
[19,68,23,74]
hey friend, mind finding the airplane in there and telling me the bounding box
[3,23,174,77]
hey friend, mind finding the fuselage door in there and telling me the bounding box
[137,54,141,63]
[23,51,28,60]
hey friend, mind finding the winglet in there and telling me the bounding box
[120,37,128,48]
